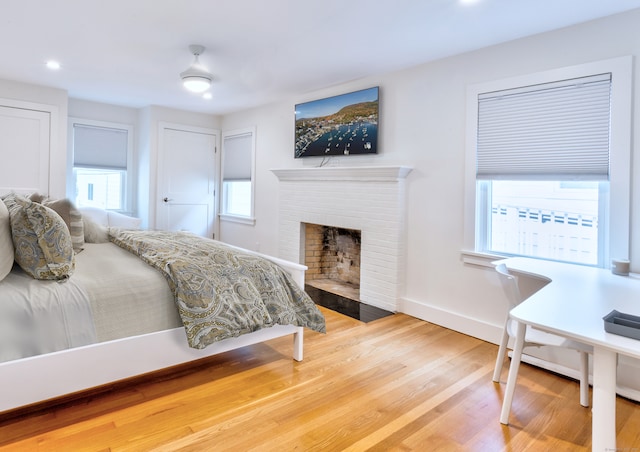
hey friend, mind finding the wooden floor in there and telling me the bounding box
[1,307,640,451]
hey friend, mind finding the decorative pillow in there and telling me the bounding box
[78,206,109,227]
[28,192,47,203]
[0,198,14,281]
[3,194,75,280]
[107,211,142,229]
[79,206,141,229]
[83,215,110,243]
[30,194,84,253]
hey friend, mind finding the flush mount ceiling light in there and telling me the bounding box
[180,45,213,93]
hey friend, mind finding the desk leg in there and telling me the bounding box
[592,346,617,452]
[500,320,526,425]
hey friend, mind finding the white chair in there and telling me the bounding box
[492,263,592,424]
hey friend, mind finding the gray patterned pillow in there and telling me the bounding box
[29,195,85,253]
[3,194,75,280]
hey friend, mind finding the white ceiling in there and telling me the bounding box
[1,0,638,115]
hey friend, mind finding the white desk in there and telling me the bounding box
[502,257,640,452]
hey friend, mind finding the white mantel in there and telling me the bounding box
[271,166,412,182]
[271,165,412,312]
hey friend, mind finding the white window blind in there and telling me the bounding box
[73,124,128,170]
[223,133,252,181]
[476,73,611,181]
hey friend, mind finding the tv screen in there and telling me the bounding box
[295,87,379,158]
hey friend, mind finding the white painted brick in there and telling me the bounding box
[275,168,410,311]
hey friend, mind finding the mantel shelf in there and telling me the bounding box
[270,166,413,182]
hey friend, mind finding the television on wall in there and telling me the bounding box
[295,87,379,158]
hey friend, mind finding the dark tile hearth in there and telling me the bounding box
[305,284,393,323]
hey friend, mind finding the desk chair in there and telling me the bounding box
[492,263,592,424]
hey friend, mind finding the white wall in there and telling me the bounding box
[220,10,640,390]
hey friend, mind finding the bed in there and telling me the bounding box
[0,194,325,414]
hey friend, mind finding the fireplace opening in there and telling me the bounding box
[304,223,361,301]
[302,223,393,322]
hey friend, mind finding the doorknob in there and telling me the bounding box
[163,197,172,203]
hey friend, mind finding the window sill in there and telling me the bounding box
[460,250,504,268]
[219,214,256,226]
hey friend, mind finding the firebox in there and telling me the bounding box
[304,223,361,301]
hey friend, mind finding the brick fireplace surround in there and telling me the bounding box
[271,166,412,312]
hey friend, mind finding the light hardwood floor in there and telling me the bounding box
[1,307,639,451]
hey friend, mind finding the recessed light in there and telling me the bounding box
[203,92,212,100]
[46,60,61,70]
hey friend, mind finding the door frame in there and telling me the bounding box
[157,122,221,240]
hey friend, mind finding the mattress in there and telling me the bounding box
[0,242,181,363]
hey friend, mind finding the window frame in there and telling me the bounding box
[463,57,632,268]
[68,117,134,214]
[219,127,256,225]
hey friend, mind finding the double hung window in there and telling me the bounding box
[70,119,133,212]
[465,58,631,267]
[220,128,255,223]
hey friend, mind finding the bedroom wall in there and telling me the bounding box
[221,10,640,392]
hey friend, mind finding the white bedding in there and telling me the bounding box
[0,264,96,363]
[74,242,181,342]
[0,242,183,363]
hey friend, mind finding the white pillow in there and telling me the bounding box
[78,206,109,227]
[82,216,110,243]
[79,206,141,231]
[0,198,14,281]
[107,210,142,229]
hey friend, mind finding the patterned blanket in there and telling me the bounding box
[109,230,325,349]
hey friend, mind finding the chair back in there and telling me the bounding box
[495,263,523,309]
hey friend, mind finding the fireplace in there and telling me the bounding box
[304,223,361,301]
[272,166,412,312]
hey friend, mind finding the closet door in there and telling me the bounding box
[156,123,218,238]
[0,105,50,196]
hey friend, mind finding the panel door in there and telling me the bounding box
[0,106,50,196]
[157,125,217,238]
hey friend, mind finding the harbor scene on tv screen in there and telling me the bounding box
[295,87,379,158]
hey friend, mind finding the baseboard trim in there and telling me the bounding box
[399,296,503,344]
[399,296,640,403]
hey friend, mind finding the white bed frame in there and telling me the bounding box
[0,251,307,414]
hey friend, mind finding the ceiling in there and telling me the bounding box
[1,0,638,115]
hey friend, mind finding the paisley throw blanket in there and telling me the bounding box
[109,230,325,349]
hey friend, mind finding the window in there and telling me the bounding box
[464,57,632,268]
[220,127,255,224]
[69,119,133,212]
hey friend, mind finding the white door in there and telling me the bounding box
[0,105,50,196]
[157,124,218,238]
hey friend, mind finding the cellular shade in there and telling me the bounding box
[476,73,611,180]
[73,124,128,170]
[223,133,252,181]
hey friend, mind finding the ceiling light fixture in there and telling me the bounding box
[180,45,213,93]
[46,60,61,70]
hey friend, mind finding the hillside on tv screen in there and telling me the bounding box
[295,87,379,158]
